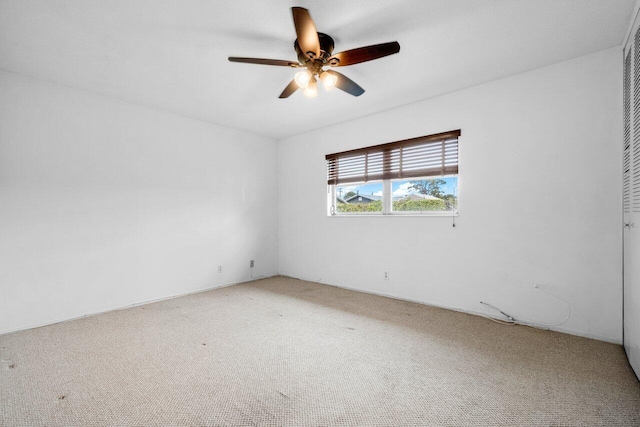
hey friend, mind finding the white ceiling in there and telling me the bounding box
[0,0,635,140]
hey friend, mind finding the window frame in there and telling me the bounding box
[328,176,459,217]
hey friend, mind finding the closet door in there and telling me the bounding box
[624,29,640,378]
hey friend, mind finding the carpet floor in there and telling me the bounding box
[1,276,639,426]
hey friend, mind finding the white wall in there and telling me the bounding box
[278,48,623,343]
[0,70,279,335]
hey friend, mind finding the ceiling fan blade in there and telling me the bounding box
[279,79,299,98]
[328,41,400,67]
[292,7,320,59]
[326,70,364,97]
[228,57,300,67]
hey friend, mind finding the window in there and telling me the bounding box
[326,130,460,216]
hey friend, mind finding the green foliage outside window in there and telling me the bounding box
[393,199,447,211]
[337,200,382,213]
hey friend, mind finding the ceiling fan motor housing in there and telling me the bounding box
[295,32,335,65]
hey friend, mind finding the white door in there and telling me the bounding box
[623,35,640,378]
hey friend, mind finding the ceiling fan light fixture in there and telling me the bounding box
[320,71,337,91]
[294,70,312,88]
[303,80,318,98]
[228,7,400,99]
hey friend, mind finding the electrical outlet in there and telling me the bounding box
[384,271,389,280]
[250,260,254,268]
[217,265,222,273]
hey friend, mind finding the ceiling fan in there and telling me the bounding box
[228,7,400,99]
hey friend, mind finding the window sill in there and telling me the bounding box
[328,211,459,218]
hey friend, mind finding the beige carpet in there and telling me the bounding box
[1,276,639,426]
